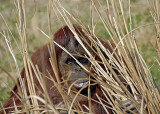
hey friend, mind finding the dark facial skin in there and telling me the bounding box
[58,37,92,90]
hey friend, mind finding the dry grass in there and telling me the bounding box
[0,0,160,113]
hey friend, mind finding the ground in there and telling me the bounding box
[0,0,159,103]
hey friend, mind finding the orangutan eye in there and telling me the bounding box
[77,57,88,64]
[65,58,75,64]
[65,57,89,65]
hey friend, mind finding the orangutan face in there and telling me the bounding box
[58,38,92,89]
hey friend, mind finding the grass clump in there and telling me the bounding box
[0,0,160,113]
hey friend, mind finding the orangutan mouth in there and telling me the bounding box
[73,80,89,88]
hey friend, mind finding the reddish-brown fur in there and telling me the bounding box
[2,25,131,114]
